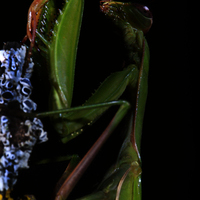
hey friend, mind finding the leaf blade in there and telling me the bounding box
[50,0,84,108]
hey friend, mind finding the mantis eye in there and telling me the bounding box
[134,4,152,19]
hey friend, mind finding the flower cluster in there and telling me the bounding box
[0,43,48,192]
[0,45,36,113]
[0,116,47,191]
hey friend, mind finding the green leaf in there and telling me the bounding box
[50,0,84,109]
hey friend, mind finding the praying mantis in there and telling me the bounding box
[0,0,152,199]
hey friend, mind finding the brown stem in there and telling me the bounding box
[55,117,116,200]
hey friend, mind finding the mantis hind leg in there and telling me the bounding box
[35,100,131,142]
[49,101,131,200]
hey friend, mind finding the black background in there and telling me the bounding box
[0,0,194,200]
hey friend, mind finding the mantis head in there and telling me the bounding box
[100,1,153,34]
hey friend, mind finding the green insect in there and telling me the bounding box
[19,0,152,199]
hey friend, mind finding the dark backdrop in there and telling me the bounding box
[0,1,194,200]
